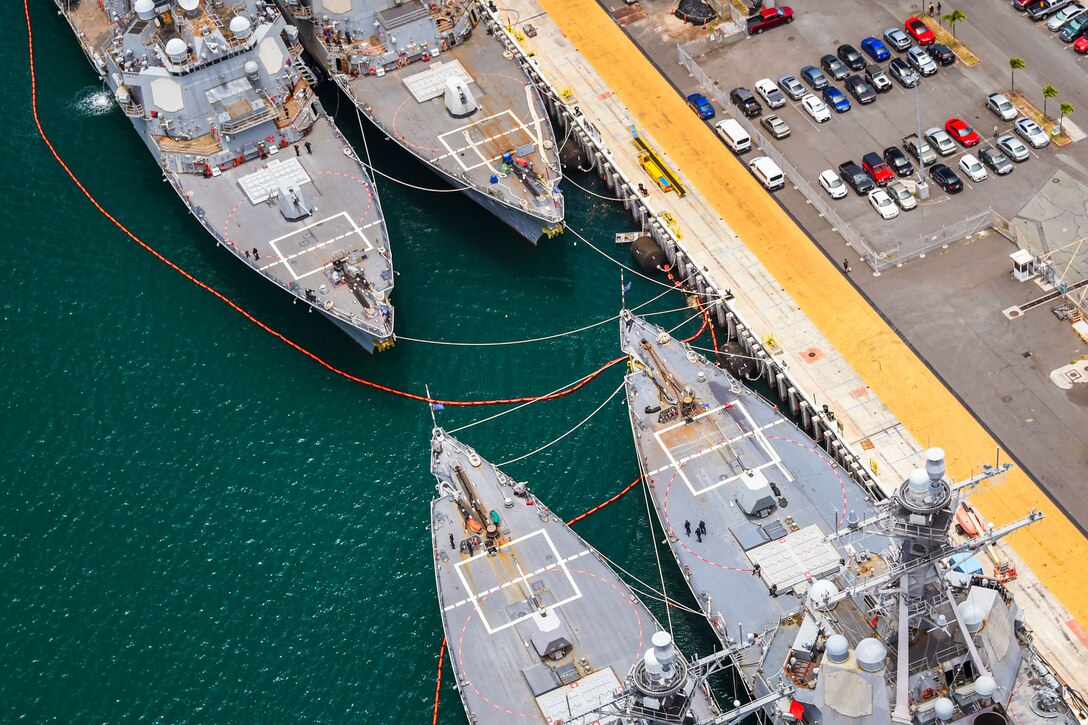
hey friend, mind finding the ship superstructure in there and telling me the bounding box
[275,0,564,244]
[57,0,396,351]
[429,428,800,725]
[620,310,1085,725]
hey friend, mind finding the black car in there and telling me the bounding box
[883,146,915,177]
[838,160,875,195]
[843,74,876,104]
[729,87,762,117]
[927,43,956,66]
[820,54,850,80]
[888,58,919,88]
[979,147,1014,175]
[837,44,867,71]
[930,163,964,193]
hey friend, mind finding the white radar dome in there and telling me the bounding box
[807,580,839,611]
[934,697,955,721]
[926,447,947,480]
[975,675,997,698]
[825,634,849,664]
[165,38,188,62]
[135,0,156,20]
[230,15,253,39]
[177,0,199,11]
[855,637,887,673]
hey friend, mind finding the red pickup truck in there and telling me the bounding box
[747,6,794,34]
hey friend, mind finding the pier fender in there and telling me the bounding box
[631,235,666,273]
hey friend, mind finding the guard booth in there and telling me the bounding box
[1010,249,1037,282]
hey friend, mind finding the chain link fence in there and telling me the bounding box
[677,44,1001,273]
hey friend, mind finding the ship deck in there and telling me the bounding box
[62,0,114,54]
[177,117,393,334]
[620,314,891,666]
[430,430,715,724]
[342,31,562,224]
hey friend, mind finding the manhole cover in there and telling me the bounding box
[1052,178,1061,184]
[1002,395,1013,403]
[1023,351,1032,358]
[1009,309,1021,317]
[807,351,817,358]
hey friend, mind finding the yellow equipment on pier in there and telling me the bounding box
[631,126,685,197]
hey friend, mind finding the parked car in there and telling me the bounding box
[929,163,964,193]
[820,55,849,80]
[1014,117,1050,148]
[1049,4,1085,31]
[801,94,832,122]
[729,87,762,117]
[1028,0,1071,20]
[996,134,1031,161]
[1059,12,1088,41]
[822,86,851,113]
[907,46,938,76]
[928,43,955,65]
[868,188,900,219]
[887,180,918,210]
[747,5,794,34]
[838,160,875,194]
[986,93,1018,122]
[888,59,919,87]
[862,152,895,185]
[686,93,715,119]
[754,78,787,108]
[844,75,876,104]
[777,74,806,100]
[945,118,981,147]
[818,169,848,199]
[1075,33,1088,50]
[837,44,866,71]
[749,156,785,189]
[861,36,891,62]
[905,16,936,45]
[1013,0,1040,10]
[979,147,1014,175]
[903,133,938,165]
[883,26,913,51]
[864,65,893,93]
[883,146,915,177]
[925,127,957,156]
[761,114,791,139]
[800,65,829,90]
[959,153,988,182]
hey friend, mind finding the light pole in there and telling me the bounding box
[915,81,930,200]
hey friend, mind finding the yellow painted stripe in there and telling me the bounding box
[534,0,1087,618]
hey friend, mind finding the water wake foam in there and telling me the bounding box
[71,87,114,117]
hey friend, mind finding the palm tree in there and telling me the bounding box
[942,9,966,38]
[1043,84,1058,119]
[1009,57,1025,93]
[1058,102,1074,134]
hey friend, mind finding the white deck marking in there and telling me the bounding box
[258,211,375,280]
[447,528,586,635]
[651,400,792,496]
[437,109,540,173]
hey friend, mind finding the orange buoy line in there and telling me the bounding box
[20,0,684,409]
[432,637,446,725]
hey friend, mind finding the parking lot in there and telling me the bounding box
[694,1,1065,256]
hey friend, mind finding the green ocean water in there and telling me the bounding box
[3,3,737,721]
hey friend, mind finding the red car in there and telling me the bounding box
[904,17,935,46]
[862,152,895,185]
[1075,35,1088,53]
[945,117,981,147]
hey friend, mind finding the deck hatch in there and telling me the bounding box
[746,524,839,593]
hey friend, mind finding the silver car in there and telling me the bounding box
[996,134,1030,162]
[777,74,806,101]
[761,114,791,139]
[883,26,912,51]
[986,93,1018,122]
[887,180,918,210]
[924,127,957,156]
[1014,117,1050,148]
[1049,3,1085,30]
[907,46,938,76]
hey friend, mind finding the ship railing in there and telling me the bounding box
[286,0,313,19]
[220,101,278,135]
[118,99,145,118]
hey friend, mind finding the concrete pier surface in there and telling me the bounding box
[496,0,1088,688]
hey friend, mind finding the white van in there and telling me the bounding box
[749,156,785,191]
[714,118,751,154]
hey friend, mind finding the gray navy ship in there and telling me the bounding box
[620,310,1087,725]
[429,428,805,724]
[274,0,565,244]
[56,0,396,352]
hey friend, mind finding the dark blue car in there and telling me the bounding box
[686,93,715,120]
[861,36,891,62]
[800,65,829,90]
[822,86,851,113]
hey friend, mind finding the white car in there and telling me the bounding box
[924,127,957,156]
[958,153,988,182]
[1014,117,1050,149]
[868,188,900,220]
[801,94,831,123]
[887,180,918,210]
[754,78,787,109]
[818,169,848,199]
[1049,4,1085,30]
[986,93,1017,122]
